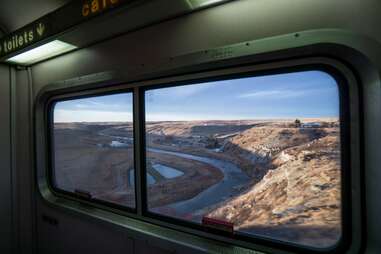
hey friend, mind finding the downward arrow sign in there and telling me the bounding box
[36,23,45,37]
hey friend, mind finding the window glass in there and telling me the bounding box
[145,71,342,248]
[52,92,135,208]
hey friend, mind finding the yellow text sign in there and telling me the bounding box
[82,0,120,17]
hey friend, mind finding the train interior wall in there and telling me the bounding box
[1,0,381,253]
[0,64,12,253]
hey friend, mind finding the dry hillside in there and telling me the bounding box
[207,130,341,247]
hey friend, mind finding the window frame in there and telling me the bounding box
[46,88,138,214]
[40,59,360,254]
[139,64,352,254]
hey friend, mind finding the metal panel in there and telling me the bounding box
[31,0,381,89]
[0,0,68,32]
[37,207,134,254]
[0,64,12,253]
[12,68,36,253]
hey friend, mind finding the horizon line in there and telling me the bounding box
[54,117,339,124]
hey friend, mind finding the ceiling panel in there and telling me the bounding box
[0,0,69,34]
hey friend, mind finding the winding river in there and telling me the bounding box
[148,148,250,218]
[99,129,250,219]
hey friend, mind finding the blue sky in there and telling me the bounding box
[54,93,134,123]
[54,70,339,123]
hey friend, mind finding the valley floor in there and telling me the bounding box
[53,118,341,248]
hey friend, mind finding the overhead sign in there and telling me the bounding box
[0,22,48,57]
[0,0,138,59]
[82,0,122,17]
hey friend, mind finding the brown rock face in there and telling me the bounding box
[223,127,327,178]
[207,128,341,247]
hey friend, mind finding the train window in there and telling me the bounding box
[51,92,136,209]
[144,70,342,249]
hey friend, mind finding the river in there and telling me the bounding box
[99,129,250,220]
[148,148,250,219]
